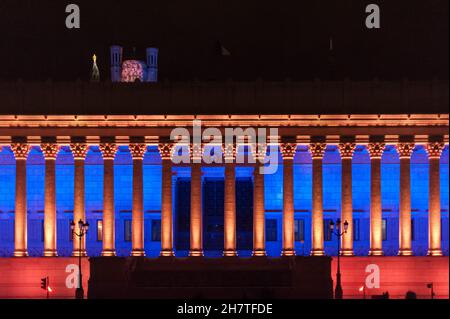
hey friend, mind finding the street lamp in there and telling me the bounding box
[330,218,349,299]
[71,219,89,299]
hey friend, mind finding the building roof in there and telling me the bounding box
[0,0,448,82]
[0,80,447,115]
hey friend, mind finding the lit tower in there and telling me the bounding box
[146,47,159,82]
[110,45,123,82]
[91,54,100,82]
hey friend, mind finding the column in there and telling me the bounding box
[252,143,266,257]
[223,143,237,256]
[159,143,175,256]
[338,142,356,256]
[397,142,415,256]
[426,141,444,256]
[189,143,203,256]
[368,142,385,256]
[99,143,117,256]
[70,143,88,257]
[310,143,326,256]
[280,142,297,257]
[130,143,147,257]
[11,143,30,257]
[42,143,59,257]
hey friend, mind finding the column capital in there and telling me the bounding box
[280,143,297,160]
[222,143,236,162]
[250,143,267,161]
[70,143,88,160]
[129,143,147,159]
[338,143,356,159]
[396,143,415,159]
[41,143,59,160]
[99,143,117,160]
[11,143,30,160]
[158,143,174,160]
[426,141,445,159]
[309,143,326,159]
[367,142,385,159]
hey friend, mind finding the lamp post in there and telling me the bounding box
[71,219,89,300]
[330,218,348,299]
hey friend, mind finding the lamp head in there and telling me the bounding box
[344,220,349,232]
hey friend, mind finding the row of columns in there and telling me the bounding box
[6,140,446,257]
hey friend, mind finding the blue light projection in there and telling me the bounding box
[0,145,448,257]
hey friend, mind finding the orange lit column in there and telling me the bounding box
[281,142,297,257]
[130,144,147,257]
[70,143,88,257]
[338,142,356,256]
[426,141,444,256]
[368,142,385,256]
[223,143,237,256]
[100,143,117,257]
[189,143,203,256]
[42,143,59,257]
[310,143,326,256]
[159,143,175,256]
[12,143,30,257]
[397,142,415,256]
[252,143,266,257]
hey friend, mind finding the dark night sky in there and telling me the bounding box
[0,0,448,82]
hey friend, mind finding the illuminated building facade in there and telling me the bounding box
[0,81,448,260]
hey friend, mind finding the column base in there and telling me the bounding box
[252,250,267,257]
[160,250,175,257]
[427,249,443,257]
[398,249,413,256]
[368,249,384,256]
[281,249,296,257]
[72,250,87,257]
[189,250,204,257]
[310,249,325,256]
[131,249,146,257]
[223,250,238,257]
[43,250,58,257]
[13,250,28,257]
[339,249,354,257]
[101,250,116,257]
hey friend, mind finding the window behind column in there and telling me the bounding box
[266,219,277,242]
[97,220,103,241]
[152,219,161,241]
[124,219,132,242]
[324,218,333,241]
[353,218,360,241]
[382,218,387,241]
[294,219,305,242]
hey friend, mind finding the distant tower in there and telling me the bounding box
[91,54,100,82]
[146,48,158,82]
[111,45,123,82]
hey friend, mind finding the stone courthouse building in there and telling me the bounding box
[0,0,448,299]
